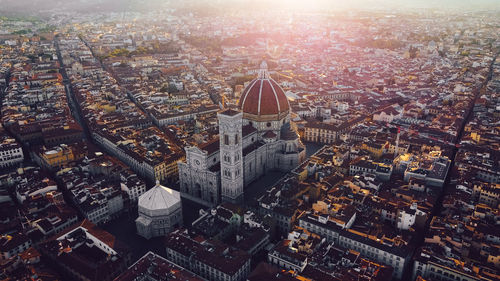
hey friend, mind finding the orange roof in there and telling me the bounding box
[19,247,41,260]
[239,78,289,116]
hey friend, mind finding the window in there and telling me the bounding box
[266,122,271,127]
[235,134,239,144]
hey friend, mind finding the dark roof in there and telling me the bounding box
[242,124,257,137]
[199,139,220,155]
[263,130,277,138]
[115,251,203,281]
[0,233,30,252]
[164,229,250,276]
[219,109,240,116]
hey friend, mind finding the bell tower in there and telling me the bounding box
[218,109,244,204]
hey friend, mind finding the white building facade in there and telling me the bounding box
[178,62,306,206]
[136,182,183,239]
[0,141,24,169]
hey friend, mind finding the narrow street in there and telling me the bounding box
[403,51,499,280]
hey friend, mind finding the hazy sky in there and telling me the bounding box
[0,0,499,15]
[226,0,500,11]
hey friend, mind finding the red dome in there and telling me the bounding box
[238,63,289,118]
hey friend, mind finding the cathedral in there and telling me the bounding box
[178,62,306,206]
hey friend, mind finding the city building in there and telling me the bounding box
[32,142,86,171]
[135,181,183,239]
[165,228,251,281]
[0,127,24,169]
[299,212,413,279]
[38,220,131,281]
[303,121,350,144]
[178,62,306,206]
[1,5,500,281]
[0,233,32,261]
[115,251,203,281]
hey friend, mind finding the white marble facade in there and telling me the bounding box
[136,182,183,239]
[178,62,306,206]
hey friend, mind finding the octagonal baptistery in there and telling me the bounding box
[238,61,290,134]
[135,181,183,239]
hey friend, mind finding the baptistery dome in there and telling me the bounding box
[238,61,290,121]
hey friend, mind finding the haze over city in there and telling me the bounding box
[1,0,500,14]
[0,0,499,281]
